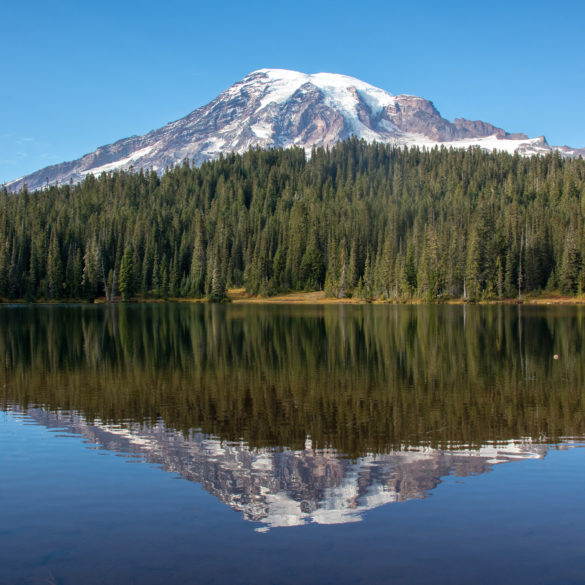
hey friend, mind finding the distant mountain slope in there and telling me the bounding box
[5,68,584,192]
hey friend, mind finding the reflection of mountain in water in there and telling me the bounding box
[12,406,548,531]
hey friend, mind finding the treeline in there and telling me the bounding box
[1,139,585,301]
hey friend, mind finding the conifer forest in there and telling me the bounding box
[1,139,584,302]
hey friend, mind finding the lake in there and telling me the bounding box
[2,303,585,584]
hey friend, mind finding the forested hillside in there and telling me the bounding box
[1,139,584,302]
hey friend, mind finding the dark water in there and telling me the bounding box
[1,304,585,584]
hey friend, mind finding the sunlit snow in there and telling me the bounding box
[79,144,159,177]
[252,69,397,112]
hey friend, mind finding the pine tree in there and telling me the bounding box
[119,247,135,301]
[189,215,206,297]
[82,238,101,300]
[210,254,227,302]
[560,229,581,294]
[47,231,63,299]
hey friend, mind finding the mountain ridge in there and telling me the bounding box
[5,68,584,192]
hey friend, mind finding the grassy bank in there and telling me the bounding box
[3,289,585,305]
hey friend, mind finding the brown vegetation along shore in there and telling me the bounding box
[3,290,585,305]
[226,289,585,305]
[227,288,362,304]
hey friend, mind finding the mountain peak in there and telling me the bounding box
[5,69,577,192]
[236,68,398,113]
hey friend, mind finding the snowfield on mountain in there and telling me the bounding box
[5,68,583,192]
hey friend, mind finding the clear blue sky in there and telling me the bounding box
[1,0,583,183]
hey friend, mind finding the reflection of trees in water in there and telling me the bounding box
[1,304,585,454]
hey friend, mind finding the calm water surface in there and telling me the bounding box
[1,304,585,584]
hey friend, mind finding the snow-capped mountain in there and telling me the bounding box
[5,68,584,192]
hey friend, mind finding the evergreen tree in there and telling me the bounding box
[47,231,63,299]
[119,246,135,301]
[210,254,227,302]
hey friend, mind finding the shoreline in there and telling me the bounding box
[3,289,585,306]
[226,290,585,305]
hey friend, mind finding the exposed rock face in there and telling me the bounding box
[453,118,509,139]
[387,95,452,140]
[5,68,579,192]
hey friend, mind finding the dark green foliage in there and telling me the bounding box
[119,246,135,300]
[1,141,584,301]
